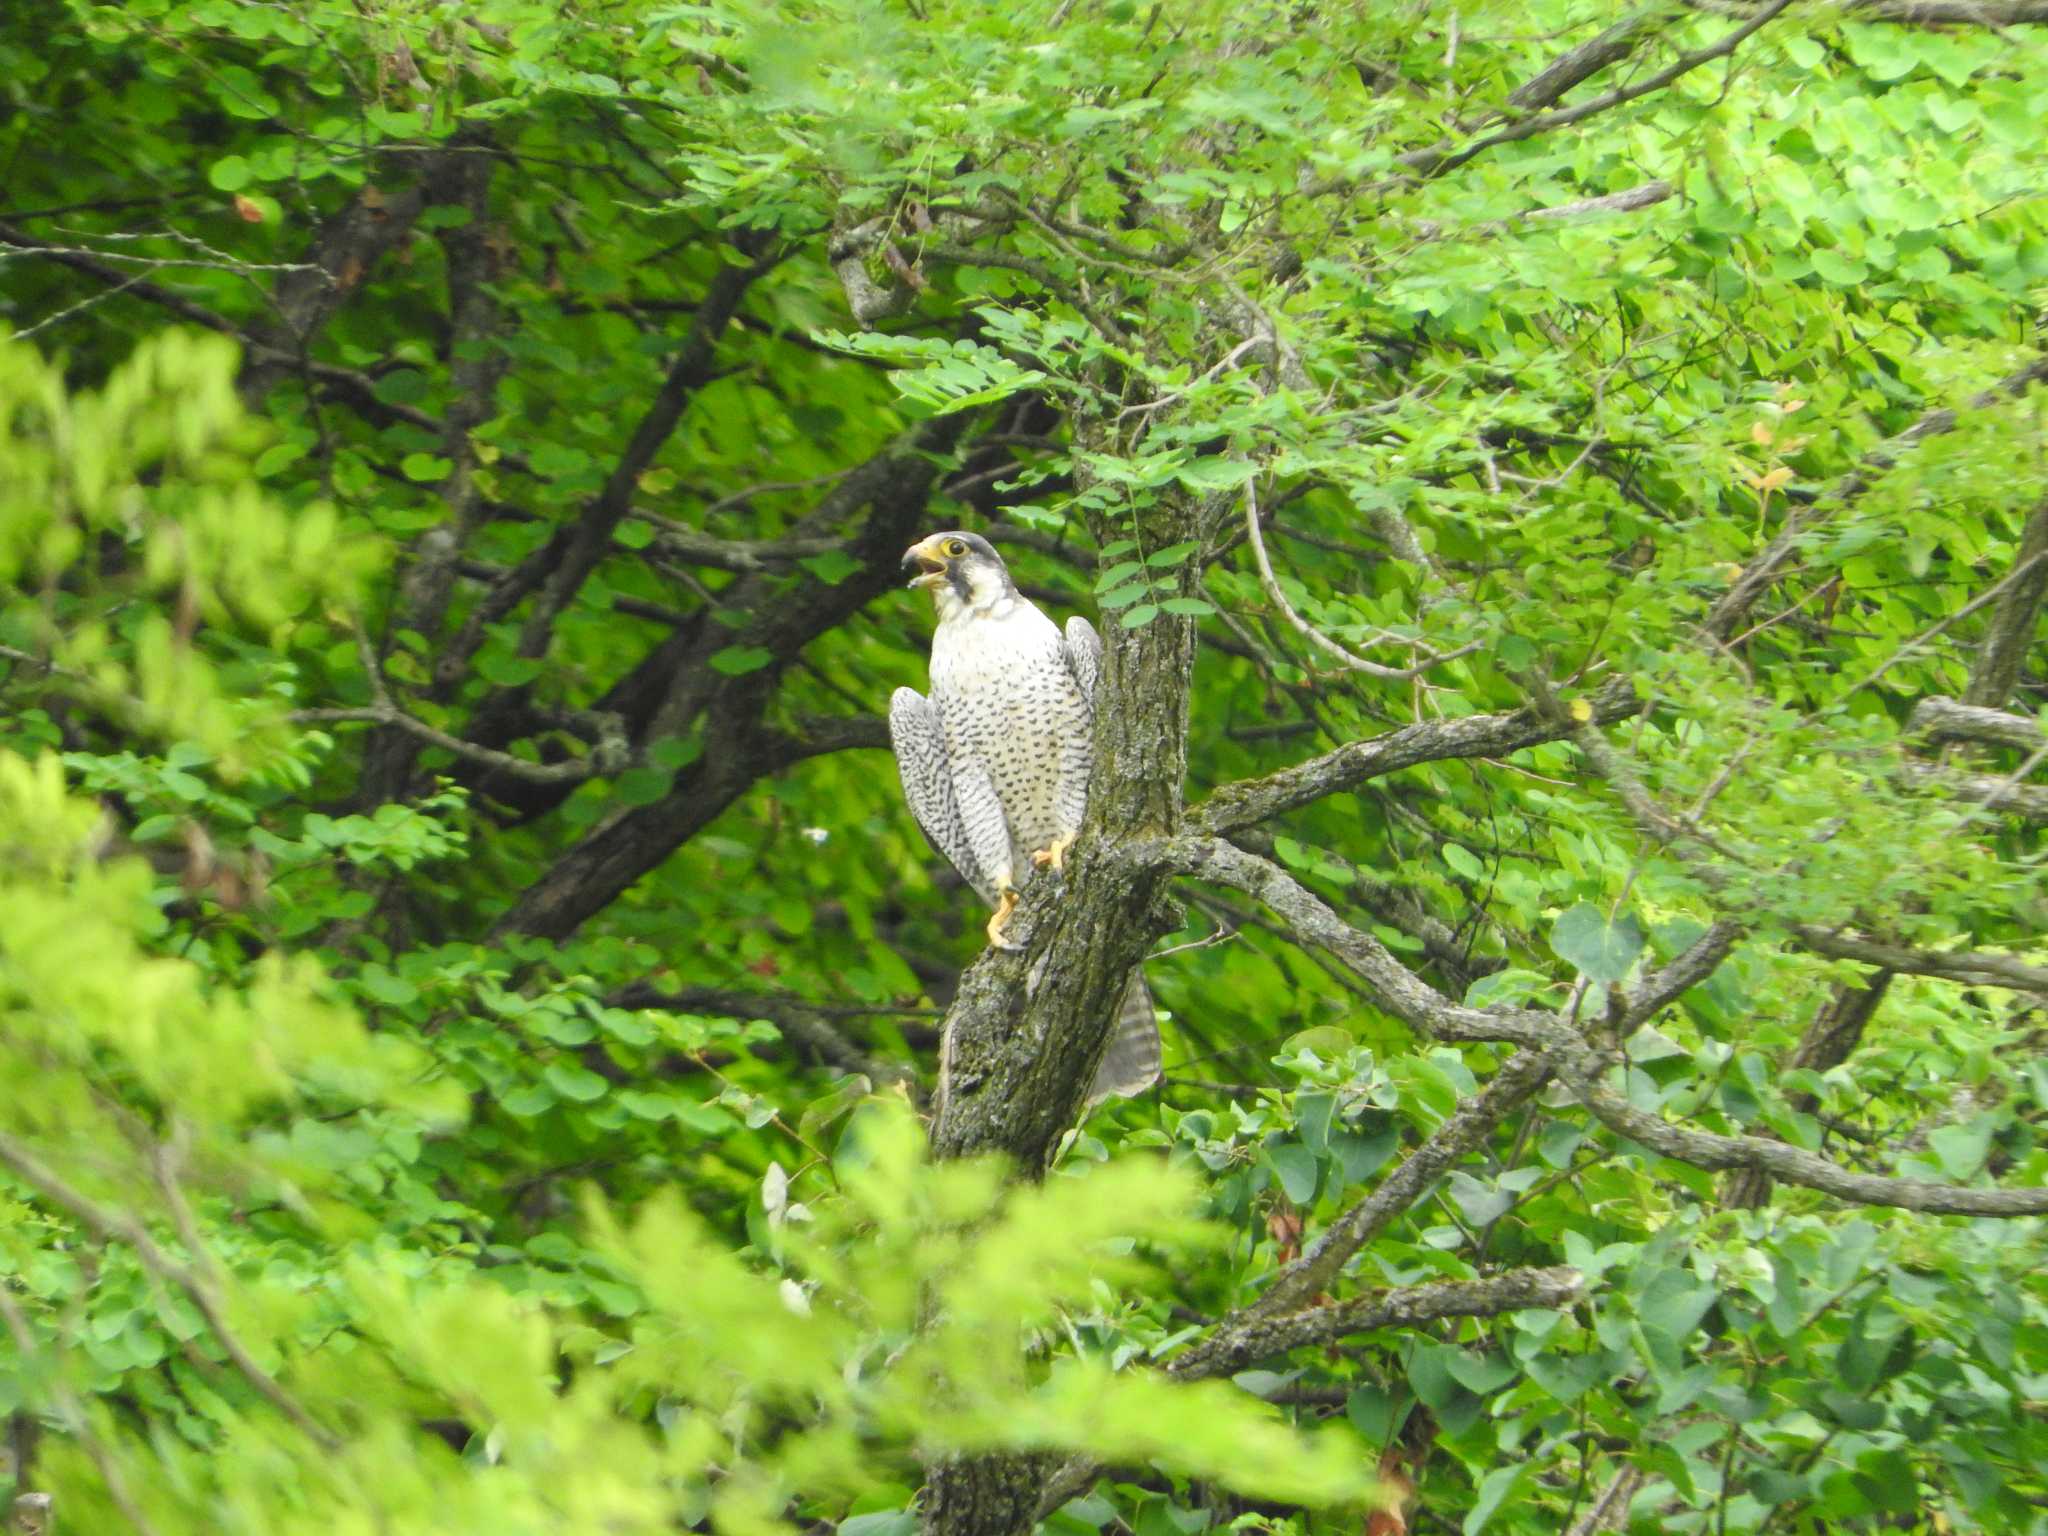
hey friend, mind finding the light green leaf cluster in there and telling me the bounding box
[0,336,376,766]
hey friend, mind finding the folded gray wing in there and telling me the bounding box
[1062,615,1102,702]
[889,686,995,905]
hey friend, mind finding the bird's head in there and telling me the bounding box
[902,530,1015,618]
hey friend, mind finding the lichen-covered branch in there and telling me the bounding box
[1193,680,1642,836]
[1173,838,2048,1217]
[1171,1267,1587,1382]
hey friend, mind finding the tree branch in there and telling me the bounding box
[1172,1267,1586,1382]
[1962,498,2048,710]
[1507,13,1661,111]
[1415,1,1797,179]
[494,424,965,940]
[1900,762,2048,823]
[513,247,776,661]
[610,984,918,1086]
[1241,479,1481,680]
[1857,0,2048,21]
[1707,354,2048,640]
[1193,680,1642,836]
[1909,695,2048,753]
[1171,837,2048,1216]
[0,1129,338,1450]
[1184,1050,1556,1350]
[1792,927,2048,996]
[292,706,606,785]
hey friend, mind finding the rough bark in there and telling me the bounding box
[1175,1267,1585,1382]
[919,497,1202,1536]
[1722,973,1894,1210]
[1193,679,1642,836]
[1910,695,2048,752]
[1961,498,2048,710]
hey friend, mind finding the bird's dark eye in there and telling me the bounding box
[944,538,967,557]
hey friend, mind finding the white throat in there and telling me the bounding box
[932,563,1017,625]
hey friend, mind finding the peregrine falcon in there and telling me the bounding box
[889,531,1162,1099]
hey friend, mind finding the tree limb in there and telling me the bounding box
[1707,353,2048,640]
[1172,1267,1586,1382]
[1193,680,1642,836]
[1171,837,2048,1216]
[1900,762,2048,823]
[1962,498,2048,710]
[1909,695,2048,752]
[1414,1,1797,179]
[1857,0,2048,21]
[0,1129,338,1450]
[1507,13,1662,111]
[1184,1050,1556,1349]
[1792,927,2048,996]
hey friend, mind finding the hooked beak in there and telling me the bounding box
[902,538,947,591]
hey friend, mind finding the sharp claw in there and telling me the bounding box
[1030,834,1076,874]
[986,888,1022,950]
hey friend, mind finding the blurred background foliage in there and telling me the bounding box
[0,0,2044,1533]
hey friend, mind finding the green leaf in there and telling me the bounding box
[708,646,775,676]
[1549,904,1646,983]
[1444,1350,1517,1396]
[1443,843,1483,880]
[209,155,252,191]
[1264,1142,1319,1205]
[1095,561,1145,590]
[1158,596,1215,617]
[1119,603,1160,628]
[543,1062,610,1103]
[799,550,861,585]
[1445,1171,1511,1227]
[476,653,543,687]
[1344,1384,1406,1446]
[1464,1462,1532,1536]
[840,1514,917,1536]
[401,453,453,482]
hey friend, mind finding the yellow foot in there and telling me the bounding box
[985,887,1022,951]
[1030,834,1077,874]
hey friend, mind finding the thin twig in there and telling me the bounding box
[1243,478,1481,681]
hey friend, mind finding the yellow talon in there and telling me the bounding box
[1030,834,1077,874]
[986,887,1022,950]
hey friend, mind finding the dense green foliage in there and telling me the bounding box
[2,2,2045,1534]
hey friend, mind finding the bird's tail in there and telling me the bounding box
[1087,969,1162,1102]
